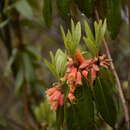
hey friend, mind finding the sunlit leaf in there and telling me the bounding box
[60,20,81,54]
[84,20,95,42]
[83,37,97,56]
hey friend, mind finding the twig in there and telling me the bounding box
[22,81,32,130]
[127,0,130,128]
[95,9,130,130]
[103,39,129,129]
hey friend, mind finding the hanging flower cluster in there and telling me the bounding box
[46,49,110,110]
[46,85,64,111]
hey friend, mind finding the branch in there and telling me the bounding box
[127,0,130,101]
[127,0,130,128]
[95,9,130,130]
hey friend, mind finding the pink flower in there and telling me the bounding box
[89,64,99,80]
[80,59,99,80]
[79,59,93,69]
[82,70,89,80]
[66,68,82,88]
[46,87,59,96]
[76,71,82,85]
[68,92,75,103]
[46,86,64,111]
[67,67,77,80]
[67,87,76,103]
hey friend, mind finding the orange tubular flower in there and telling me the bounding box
[76,71,82,85]
[79,59,93,69]
[79,58,99,80]
[67,87,76,103]
[90,64,99,80]
[75,49,85,64]
[82,70,89,80]
[46,86,64,111]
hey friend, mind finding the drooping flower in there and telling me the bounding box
[99,55,110,68]
[82,70,89,80]
[76,71,82,85]
[79,59,93,69]
[67,87,76,103]
[90,64,99,80]
[80,59,99,80]
[46,86,64,111]
[65,66,82,88]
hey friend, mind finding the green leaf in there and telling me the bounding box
[75,81,94,129]
[83,37,97,56]
[22,51,35,82]
[73,22,81,48]
[55,49,67,77]
[106,0,122,39]
[84,19,106,56]
[4,48,18,76]
[44,59,58,78]
[56,107,64,130]
[45,49,67,79]
[60,20,81,54]
[57,0,72,18]
[25,45,40,61]
[43,0,52,27]
[0,19,9,28]
[60,26,66,41]
[34,100,56,125]
[15,64,24,95]
[65,104,80,130]
[94,20,106,46]
[84,20,95,42]
[94,69,119,127]
[14,0,34,20]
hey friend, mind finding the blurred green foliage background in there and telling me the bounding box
[0,0,130,129]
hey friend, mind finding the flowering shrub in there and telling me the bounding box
[45,20,121,129]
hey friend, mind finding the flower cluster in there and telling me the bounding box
[46,85,64,111]
[64,50,110,103]
[46,50,110,110]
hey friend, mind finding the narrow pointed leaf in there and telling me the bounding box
[75,81,94,129]
[94,69,119,127]
[106,0,122,39]
[14,0,34,20]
